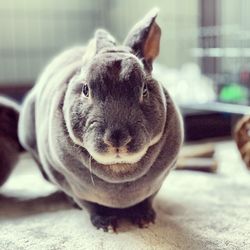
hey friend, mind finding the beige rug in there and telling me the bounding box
[0,142,250,250]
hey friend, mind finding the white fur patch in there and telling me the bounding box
[84,132,163,165]
[84,139,148,165]
[150,132,163,146]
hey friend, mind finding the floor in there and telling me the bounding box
[0,142,250,250]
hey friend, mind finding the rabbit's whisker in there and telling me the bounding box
[89,155,95,186]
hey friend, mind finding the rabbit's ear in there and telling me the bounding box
[95,29,116,52]
[82,29,116,63]
[124,8,161,70]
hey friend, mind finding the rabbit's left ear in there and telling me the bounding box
[82,29,116,64]
[95,29,116,52]
[123,8,161,71]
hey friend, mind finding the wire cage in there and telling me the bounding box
[3,0,249,107]
[197,0,250,106]
[1,0,248,140]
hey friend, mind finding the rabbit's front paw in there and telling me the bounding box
[129,206,156,228]
[90,214,118,232]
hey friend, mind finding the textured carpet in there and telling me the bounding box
[0,141,250,250]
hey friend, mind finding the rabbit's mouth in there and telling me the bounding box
[88,146,148,165]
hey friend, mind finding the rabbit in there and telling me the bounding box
[17,8,183,232]
[0,96,22,186]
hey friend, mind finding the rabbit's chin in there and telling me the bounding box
[88,147,148,165]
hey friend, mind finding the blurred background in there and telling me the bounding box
[0,0,249,141]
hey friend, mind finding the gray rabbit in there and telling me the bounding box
[3,9,183,232]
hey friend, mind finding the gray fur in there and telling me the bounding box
[18,9,183,208]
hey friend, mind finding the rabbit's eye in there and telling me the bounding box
[143,84,148,97]
[82,84,89,97]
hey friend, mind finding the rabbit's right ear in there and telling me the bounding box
[124,8,161,71]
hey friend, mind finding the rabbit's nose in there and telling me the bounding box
[103,129,132,148]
